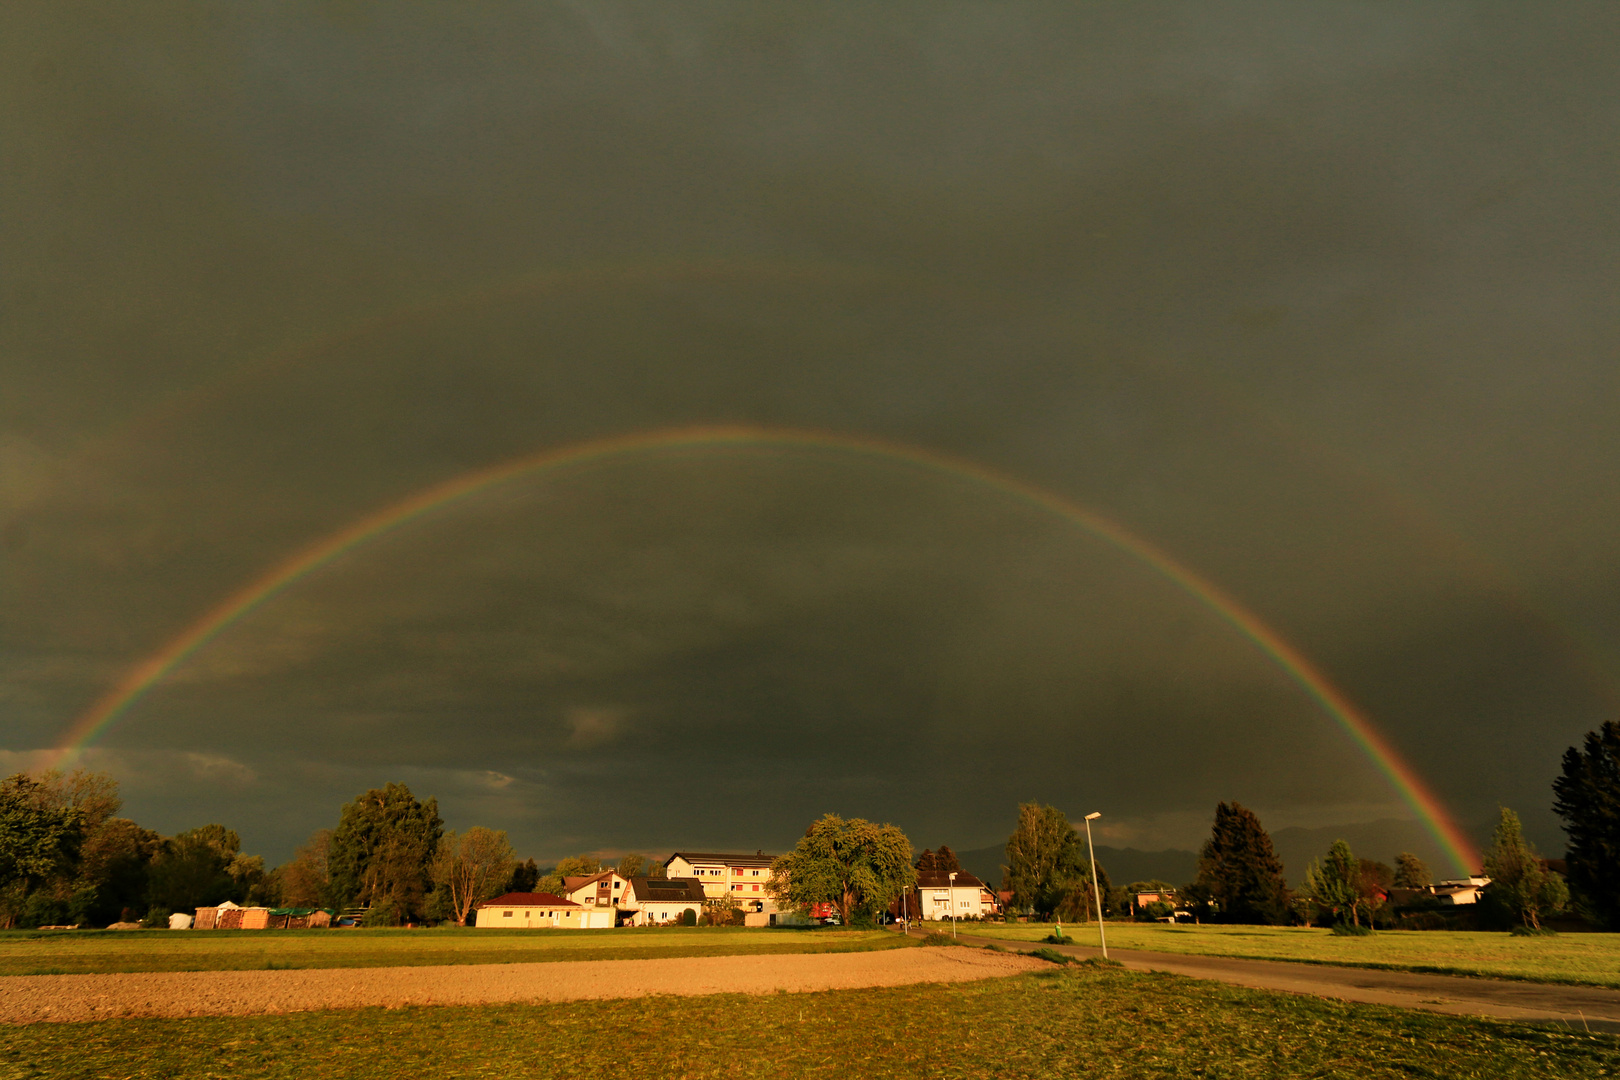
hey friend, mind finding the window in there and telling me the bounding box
[752,884,760,892]
[503,911,513,918]
[732,884,741,891]
[752,870,761,876]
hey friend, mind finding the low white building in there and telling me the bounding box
[912,871,996,921]
[619,877,708,926]
[1433,877,1491,905]
[474,892,615,929]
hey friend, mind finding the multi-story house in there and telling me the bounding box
[561,871,629,912]
[664,851,777,913]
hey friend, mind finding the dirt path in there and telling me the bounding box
[939,929,1620,1031]
[0,945,1042,1024]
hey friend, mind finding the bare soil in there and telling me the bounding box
[0,944,1042,1024]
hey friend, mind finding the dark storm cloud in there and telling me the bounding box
[5,2,1619,867]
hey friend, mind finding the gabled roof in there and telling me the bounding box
[916,871,985,889]
[477,892,579,908]
[562,872,614,891]
[665,851,776,868]
[627,877,708,903]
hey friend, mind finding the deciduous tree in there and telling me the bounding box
[275,829,332,908]
[1004,803,1092,918]
[432,826,516,925]
[326,783,443,922]
[1482,807,1567,931]
[768,813,914,925]
[1303,840,1361,926]
[616,853,645,879]
[1192,802,1290,924]
[1393,852,1430,890]
[1553,719,1620,928]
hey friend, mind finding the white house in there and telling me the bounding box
[619,877,708,926]
[474,892,615,929]
[1432,877,1492,905]
[913,871,995,921]
[561,871,630,912]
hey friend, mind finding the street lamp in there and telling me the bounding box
[949,871,958,938]
[1083,812,1107,959]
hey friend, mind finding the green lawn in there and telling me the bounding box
[958,921,1620,988]
[2,964,1612,1079]
[0,926,900,976]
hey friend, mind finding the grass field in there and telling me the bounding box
[0,926,901,976]
[957,922,1620,988]
[2,963,1612,1079]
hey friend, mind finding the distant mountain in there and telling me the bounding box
[953,843,1199,890]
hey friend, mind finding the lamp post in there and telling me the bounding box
[1083,812,1107,959]
[949,871,958,938]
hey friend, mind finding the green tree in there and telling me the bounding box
[616,853,645,879]
[1303,840,1361,926]
[1482,807,1568,931]
[1192,802,1290,924]
[273,829,332,908]
[1004,803,1095,918]
[648,859,668,880]
[146,825,241,916]
[768,813,914,925]
[0,773,87,927]
[326,783,443,922]
[431,826,515,925]
[537,854,603,896]
[506,857,540,894]
[1552,719,1620,928]
[1393,852,1430,889]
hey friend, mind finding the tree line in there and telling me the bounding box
[0,774,664,928]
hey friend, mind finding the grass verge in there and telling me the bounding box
[959,922,1620,989]
[1,966,1613,1078]
[0,926,902,976]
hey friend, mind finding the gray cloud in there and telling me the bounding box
[4,2,1617,868]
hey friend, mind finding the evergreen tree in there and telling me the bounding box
[507,857,540,893]
[1552,719,1620,928]
[934,845,961,873]
[1482,807,1567,931]
[915,848,937,872]
[1192,802,1290,924]
[1392,852,1430,889]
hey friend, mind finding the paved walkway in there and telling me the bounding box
[914,927,1620,1032]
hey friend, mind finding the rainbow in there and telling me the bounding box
[50,424,1482,873]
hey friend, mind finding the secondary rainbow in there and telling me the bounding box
[51,423,1482,873]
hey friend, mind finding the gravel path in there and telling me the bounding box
[0,946,1043,1024]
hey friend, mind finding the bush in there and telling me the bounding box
[680,908,697,927]
[1043,932,1069,944]
[1510,924,1558,937]
[1030,947,1075,965]
[361,900,402,927]
[140,907,169,928]
[1331,922,1374,936]
[918,932,963,946]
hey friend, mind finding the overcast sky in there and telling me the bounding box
[5,2,1618,871]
